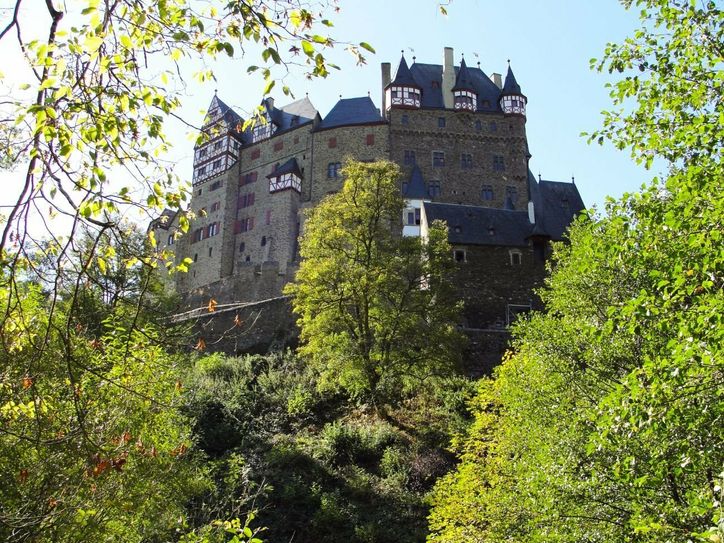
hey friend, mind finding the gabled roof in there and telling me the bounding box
[389,54,419,88]
[502,64,523,96]
[239,97,318,143]
[149,208,179,231]
[267,157,302,178]
[408,62,503,111]
[452,57,475,92]
[403,165,427,199]
[318,96,385,130]
[424,202,533,247]
[537,180,585,240]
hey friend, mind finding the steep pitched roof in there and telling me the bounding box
[389,54,419,88]
[537,180,585,240]
[408,62,503,111]
[267,157,302,178]
[424,202,533,247]
[452,57,475,92]
[268,96,317,130]
[318,96,385,129]
[502,64,522,96]
[403,165,427,199]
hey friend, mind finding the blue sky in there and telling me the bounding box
[195,0,662,212]
[0,0,662,216]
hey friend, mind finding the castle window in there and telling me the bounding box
[489,121,497,132]
[265,209,272,224]
[212,159,222,170]
[211,201,221,212]
[214,140,223,151]
[366,134,375,146]
[192,228,203,242]
[208,246,213,257]
[198,147,208,158]
[294,135,300,144]
[493,155,505,171]
[193,253,198,262]
[238,192,255,209]
[432,151,445,167]
[461,153,473,169]
[197,166,206,176]
[404,150,416,165]
[197,188,202,196]
[506,186,518,204]
[481,184,494,201]
[327,162,342,178]
[401,114,409,125]
[509,249,522,266]
[328,137,337,148]
[274,140,284,151]
[387,85,421,108]
[428,182,441,197]
[437,117,446,128]
[167,234,175,246]
[208,222,219,237]
[239,242,245,252]
[233,140,240,150]
[261,236,266,247]
[453,249,466,263]
[251,148,261,160]
[406,210,415,225]
[241,171,258,185]
[235,217,255,233]
[453,90,477,111]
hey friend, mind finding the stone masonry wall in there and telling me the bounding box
[388,108,529,208]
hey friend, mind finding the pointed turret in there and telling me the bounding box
[385,53,421,110]
[452,57,477,111]
[193,94,243,185]
[499,63,527,116]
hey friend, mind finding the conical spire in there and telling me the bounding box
[502,63,522,96]
[452,57,475,92]
[388,53,419,88]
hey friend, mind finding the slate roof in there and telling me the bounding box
[389,55,419,87]
[407,62,504,112]
[452,57,475,92]
[424,175,585,247]
[318,96,385,130]
[537,180,586,240]
[424,203,533,247]
[267,157,302,178]
[403,165,427,199]
[502,65,523,96]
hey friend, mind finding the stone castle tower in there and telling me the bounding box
[152,47,584,335]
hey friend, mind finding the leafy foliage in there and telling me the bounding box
[286,160,463,410]
[429,2,724,541]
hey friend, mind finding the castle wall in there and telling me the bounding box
[388,108,529,208]
[451,244,546,329]
[309,124,389,203]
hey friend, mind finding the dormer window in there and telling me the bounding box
[386,86,421,109]
[454,90,477,111]
[252,111,276,142]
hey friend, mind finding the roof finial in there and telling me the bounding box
[214,88,218,95]
[507,59,511,65]
[538,172,542,181]
[367,90,370,97]
[571,175,575,184]
[412,55,416,63]
[339,94,342,99]
[401,49,405,56]
[477,61,481,68]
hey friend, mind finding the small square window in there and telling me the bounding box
[432,151,445,167]
[274,141,284,151]
[404,150,416,166]
[481,185,494,201]
[454,249,466,263]
[366,134,375,146]
[251,148,261,160]
[461,153,473,169]
[493,155,505,171]
[428,183,441,197]
[401,114,409,125]
[327,162,342,178]
[437,117,446,128]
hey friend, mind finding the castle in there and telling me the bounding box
[152,47,584,349]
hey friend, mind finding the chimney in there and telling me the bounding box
[381,62,391,113]
[491,73,502,89]
[442,47,455,109]
[266,96,274,110]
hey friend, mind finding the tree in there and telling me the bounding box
[285,160,463,412]
[429,1,724,542]
[0,1,375,537]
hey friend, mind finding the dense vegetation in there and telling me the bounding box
[428,1,723,541]
[1,0,721,541]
